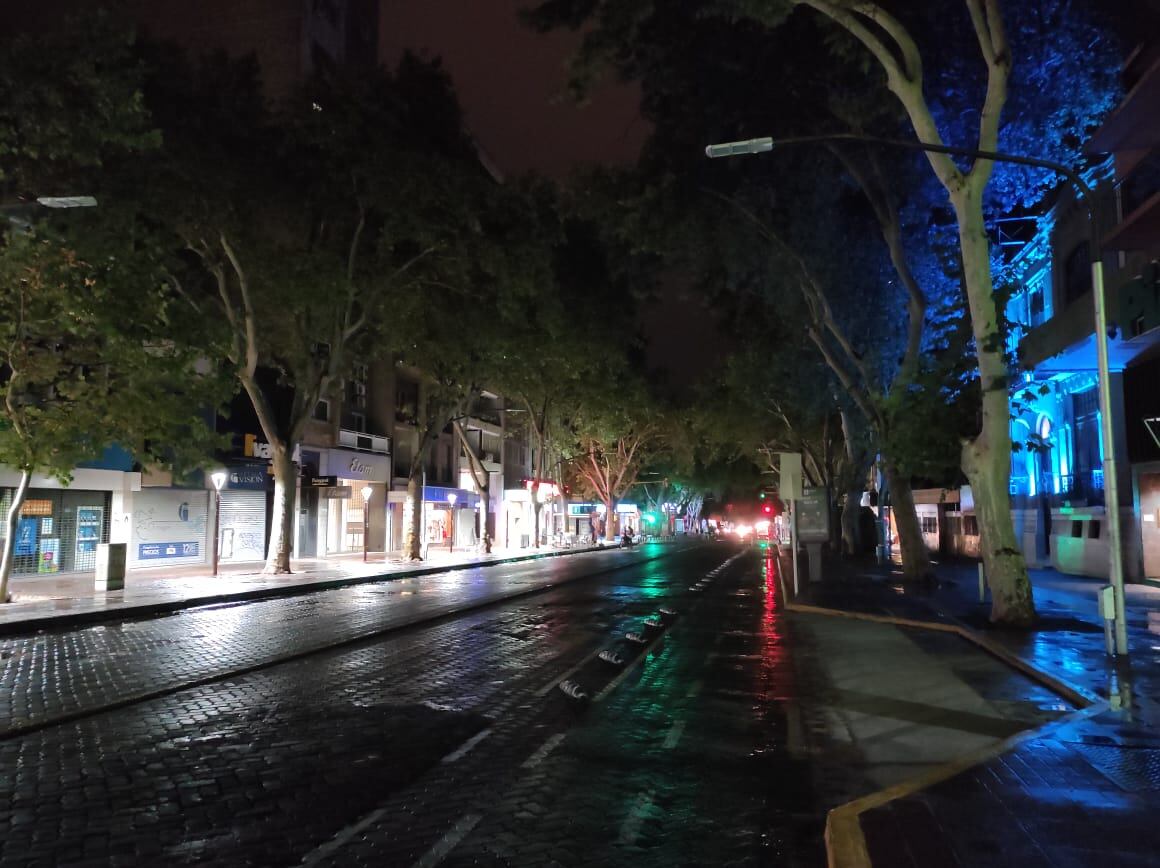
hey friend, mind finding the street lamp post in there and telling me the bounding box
[361,485,373,563]
[707,133,1129,656]
[447,492,457,552]
[210,470,227,577]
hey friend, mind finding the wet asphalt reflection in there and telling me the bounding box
[3,543,802,867]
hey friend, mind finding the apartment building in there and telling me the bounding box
[1005,41,1160,581]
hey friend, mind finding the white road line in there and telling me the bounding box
[299,806,390,866]
[618,789,656,845]
[685,679,703,699]
[412,813,483,868]
[440,727,492,764]
[662,720,685,749]
[521,732,567,769]
[534,646,604,697]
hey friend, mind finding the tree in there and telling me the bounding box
[525,0,1120,623]
[137,50,480,573]
[563,374,666,541]
[0,17,222,601]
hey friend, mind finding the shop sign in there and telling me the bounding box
[568,504,596,516]
[325,449,391,480]
[242,434,300,462]
[321,486,351,499]
[310,476,339,487]
[227,467,268,491]
[14,519,37,556]
[139,541,200,560]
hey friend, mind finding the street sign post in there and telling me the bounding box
[779,453,804,594]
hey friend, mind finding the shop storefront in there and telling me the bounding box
[313,449,392,556]
[218,464,269,563]
[503,481,562,548]
[388,485,480,553]
[129,487,210,568]
[0,462,137,576]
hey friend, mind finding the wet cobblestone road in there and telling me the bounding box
[0,543,1068,867]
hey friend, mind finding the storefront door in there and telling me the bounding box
[1141,472,1160,579]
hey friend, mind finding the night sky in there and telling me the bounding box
[378,0,649,180]
[379,1,725,387]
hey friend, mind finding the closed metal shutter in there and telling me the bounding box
[219,491,267,562]
[129,489,209,568]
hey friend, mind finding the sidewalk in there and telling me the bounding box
[789,553,1160,867]
[0,542,612,634]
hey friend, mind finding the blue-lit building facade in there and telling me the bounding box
[1006,42,1160,582]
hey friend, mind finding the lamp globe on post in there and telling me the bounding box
[447,492,457,552]
[361,486,373,563]
[210,470,228,578]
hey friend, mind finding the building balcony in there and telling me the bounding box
[1012,471,1104,507]
[1086,46,1160,155]
[338,429,390,455]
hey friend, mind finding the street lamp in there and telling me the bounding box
[707,132,1129,656]
[447,492,457,552]
[210,470,227,577]
[361,485,373,563]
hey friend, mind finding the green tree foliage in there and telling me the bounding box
[0,18,224,601]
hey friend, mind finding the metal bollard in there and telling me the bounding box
[977,562,986,603]
[1098,585,1117,657]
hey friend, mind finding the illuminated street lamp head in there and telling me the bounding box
[704,137,774,159]
[361,485,373,502]
[447,492,457,507]
[210,470,227,491]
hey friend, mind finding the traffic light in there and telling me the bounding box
[762,504,772,514]
[758,491,766,499]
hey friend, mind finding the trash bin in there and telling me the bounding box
[95,543,127,591]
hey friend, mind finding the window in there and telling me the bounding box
[1029,288,1045,325]
[1088,520,1101,540]
[1071,521,1083,538]
[313,400,330,422]
[348,365,368,409]
[1132,315,1147,338]
[963,515,979,537]
[920,515,938,534]
[1063,242,1092,307]
[395,378,419,424]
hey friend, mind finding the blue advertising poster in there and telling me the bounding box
[138,541,200,560]
[14,518,38,556]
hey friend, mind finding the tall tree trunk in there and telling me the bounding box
[264,447,296,574]
[841,487,862,556]
[532,493,542,549]
[955,195,1035,624]
[405,469,423,561]
[882,461,931,582]
[964,392,1035,625]
[0,468,33,603]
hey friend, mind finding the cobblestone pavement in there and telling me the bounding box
[0,545,663,735]
[0,543,1071,867]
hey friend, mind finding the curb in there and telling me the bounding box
[773,551,1106,868]
[0,544,623,637]
[0,546,680,742]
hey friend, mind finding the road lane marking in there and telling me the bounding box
[618,789,656,845]
[521,732,567,769]
[441,727,492,764]
[300,806,391,866]
[412,813,483,868]
[662,720,685,749]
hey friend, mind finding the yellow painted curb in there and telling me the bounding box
[773,558,1106,868]
[822,702,1107,868]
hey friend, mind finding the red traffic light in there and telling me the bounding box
[762,504,772,514]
